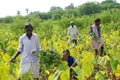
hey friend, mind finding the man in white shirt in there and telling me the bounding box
[10,23,41,80]
[68,21,79,45]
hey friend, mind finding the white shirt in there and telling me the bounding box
[68,25,79,40]
[18,33,41,63]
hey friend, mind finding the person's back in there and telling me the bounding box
[66,55,75,67]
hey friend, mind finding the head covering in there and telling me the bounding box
[24,23,33,29]
[70,21,74,24]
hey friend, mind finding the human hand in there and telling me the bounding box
[10,57,16,63]
[72,62,78,67]
[32,51,36,54]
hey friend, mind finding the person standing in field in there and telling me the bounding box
[90,18,104,58]
[10,23,41,80]
[68,21,79,45]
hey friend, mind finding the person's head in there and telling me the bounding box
[95,18,101,26]
[61,49,70,61]
[63,49,70,55]
[70,21,74,27]
[24,23,33,35]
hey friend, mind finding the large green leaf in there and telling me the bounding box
[52,70,62,80]
[95,71,106,80]
[60,69,70,80]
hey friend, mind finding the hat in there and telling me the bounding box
[70,21,74,24]
[25,23,32,26]
[24,23,33,29]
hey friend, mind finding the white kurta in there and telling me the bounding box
[68,25,79,40]
[18,33,41,78]
[18,33,41,63]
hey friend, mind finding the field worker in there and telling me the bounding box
[61,49,78,79]
[10,23,41,80]
[90,18,104,58]
[68,21,79,45]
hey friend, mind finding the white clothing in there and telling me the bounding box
[18,33,41,63]
[68,25,79,40]
[18,62,39,78]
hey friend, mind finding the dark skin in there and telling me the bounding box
[10,25,39,80]
[61,51,77,67]
[70,23,74,28]
[95,21,100,27]
[25,25,33,39]
[61,52,70,61]
[61,50,78,79]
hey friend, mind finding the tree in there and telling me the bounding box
[78,2,102,16]
[50,6,63,12]
[0,16,13,23]
[39,12,51,20]
[49,6,64,20]
[65,3,74,10]
[25,8,29,14]
[101,0,117,3]
[100,0,120,9]
[52,14,61,20]
[17,10,20,16]
[63,9,78,18]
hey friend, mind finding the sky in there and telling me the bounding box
[0,0,120,18]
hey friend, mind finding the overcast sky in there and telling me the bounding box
[0,0,120,17]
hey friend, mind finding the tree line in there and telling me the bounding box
[0,0,120,23]
[29,0,120,20]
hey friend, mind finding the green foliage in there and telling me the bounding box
[39,12,51,20]
[50,6,63,12]
[100,0,120,9]
[65,3,74,10]
[110,57,119,71]
[0,9,120,80]
[19,0,120,21]
[78,2,102,15]
[102,0,116,3]
[39,50,61,70]
[60,69,70,80]
[52,14,61,20]
[52,70,62,80]
[95,71,106,80]
[0,16,13,23]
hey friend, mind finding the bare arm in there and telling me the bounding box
[71,59,78,67]
[10,51,21,62]
[11,36,23,62]
[71,61,77,67]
